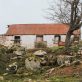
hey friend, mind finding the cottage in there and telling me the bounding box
[5,24,80,49]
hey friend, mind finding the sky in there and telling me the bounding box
[0,0,82,34]
[0,0,55,34]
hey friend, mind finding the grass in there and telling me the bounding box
[49,76,82,82]
[0,79,23,82]
[0,75,82,82]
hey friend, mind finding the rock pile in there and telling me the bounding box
[57,55,81,67]
[25,58,40,71]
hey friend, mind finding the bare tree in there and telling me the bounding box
[47,0,82,50]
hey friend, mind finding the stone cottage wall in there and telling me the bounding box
[5,35,66,49]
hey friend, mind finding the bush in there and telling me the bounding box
[0,61,6,74]
[0,46,9,74]
[69,45,79,55]
[35,42,47,48]
[50,46,65,55]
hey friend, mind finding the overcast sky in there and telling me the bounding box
[0,0,56,34]
[0,0,82,34]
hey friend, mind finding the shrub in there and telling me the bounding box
[35,42,47,48]
[50,46,65,55]
[0,61,6,74]
[72,46,79,53]
[0,46,9,74]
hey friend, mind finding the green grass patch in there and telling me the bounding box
[49,76,82,82]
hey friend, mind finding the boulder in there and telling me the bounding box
[57,55,75,66]
[7,62,17,74]
[57,55,65,66]
[40,60,47,66]
[25,58,40,71]
[14,50,23,59]
[34,50,47,56]
[14,50,22,56]
[64,55,74,66]
[64,60,71,66]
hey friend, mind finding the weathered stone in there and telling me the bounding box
[57,55,75,66]
[23,73,29,76]
[64,60,71,66]
[14,51,22,56]
[3,73,8,76]
[25,58,40,71]
[7,62,17,74]
[0,76,4,80]
[71,60,80,65]
[11,57,17,60]
[40,60,47,66]
[57,55,65,66]
[34,50,47,56]
[9,62,17,68]
[28,79,32,82]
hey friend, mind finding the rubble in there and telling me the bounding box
[25,58,40,71]
[34,50,47,56]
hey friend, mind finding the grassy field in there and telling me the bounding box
[0,75,82,82]
[49,76,82,82]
